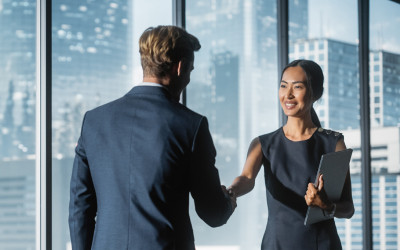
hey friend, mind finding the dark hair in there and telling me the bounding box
[139,25,201,78]
[281,59,324,127]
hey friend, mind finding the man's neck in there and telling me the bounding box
[142,76,180,101]
[142,76,170,87]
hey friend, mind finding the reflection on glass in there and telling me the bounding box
[289,0,361,249]
[51,1,171,249]
[52,2,132,248]
[370,1,400,250]
[0,0,37,249]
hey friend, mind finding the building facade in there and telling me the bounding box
[370,50,400,127]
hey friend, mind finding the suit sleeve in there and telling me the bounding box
[189,117,233,227]
[69,114,97,250]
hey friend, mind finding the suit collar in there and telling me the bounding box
[126,85,175,100]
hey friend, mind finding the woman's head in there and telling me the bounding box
[281,59,324,103]
[280,60,324,127]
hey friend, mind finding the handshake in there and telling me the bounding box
[222,185,237,212]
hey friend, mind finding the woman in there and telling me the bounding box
[228,60,354,249]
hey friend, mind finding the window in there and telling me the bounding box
[0,1,37,249]
[309,42,315,51]
[290,0,360,248]
[0,0,398,249]
[51,1,172,249]
[299,43,305,52]
[186,0,279,248]
[319,40,324,50]
[370,2,400,248]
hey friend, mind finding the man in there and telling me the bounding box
[69,25,236,250]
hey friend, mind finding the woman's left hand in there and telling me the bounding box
[304,174,333,211]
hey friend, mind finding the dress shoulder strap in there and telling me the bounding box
[315,128,344,152]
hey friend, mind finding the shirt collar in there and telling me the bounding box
[134,82,166,88]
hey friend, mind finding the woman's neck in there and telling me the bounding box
[283,115,317,141]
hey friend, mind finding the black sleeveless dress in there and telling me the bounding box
[259,127,343,250]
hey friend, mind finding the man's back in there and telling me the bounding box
[69,86,232,250]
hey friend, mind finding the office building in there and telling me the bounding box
[370,50,400,127]
[336,173,400,250]
[290,39,400,131]
[0,160,35,250]
[335,127,400,249]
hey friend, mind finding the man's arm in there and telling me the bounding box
[189,117,233,227]
[69,116,97,250]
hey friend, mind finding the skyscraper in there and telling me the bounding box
[370,50,400,127]
[0,159,35,249]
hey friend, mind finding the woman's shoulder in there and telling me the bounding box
[315,128,345,153]
[257,127,283,150]
[256,128,282,160]
[258,127,282,141]
[315,127,343,138]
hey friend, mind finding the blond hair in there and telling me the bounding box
[139,25,201,78]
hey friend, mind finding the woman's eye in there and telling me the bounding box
[280,84,286,88]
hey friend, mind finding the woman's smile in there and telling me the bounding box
[279,66,312,117]
[284,101,297,109]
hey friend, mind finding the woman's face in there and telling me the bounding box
[279,66,313,118]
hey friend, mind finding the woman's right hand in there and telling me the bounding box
[228,138,263,198]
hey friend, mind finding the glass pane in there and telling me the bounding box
[289,0,361,249]
[370,1,400,250]
[0,0,37,249]
[51,1,171,249]
[186,1,279,249]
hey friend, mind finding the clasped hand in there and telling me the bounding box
[304,174,333,211]
[222,185,237,212]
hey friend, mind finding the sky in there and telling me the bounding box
[309,0,400,53]
[132,0,172,83]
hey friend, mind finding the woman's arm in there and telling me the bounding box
[332,138,355,218]
[228,138,263,197]
[304,138,355,219]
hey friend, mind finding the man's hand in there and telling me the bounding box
[222,185,237,212]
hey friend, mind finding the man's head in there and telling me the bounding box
[139,26,201,97]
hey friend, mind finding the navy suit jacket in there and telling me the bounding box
[69,86,233,250]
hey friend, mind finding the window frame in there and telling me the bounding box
[36,0,52,249]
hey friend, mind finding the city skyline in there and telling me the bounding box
[1,0,399,250]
